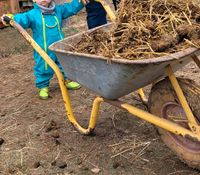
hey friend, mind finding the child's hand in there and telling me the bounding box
[1,14,14,26]
[80,0,90,5]
[1,14,7,26]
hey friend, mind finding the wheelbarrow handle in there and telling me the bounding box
[8,20,97,135]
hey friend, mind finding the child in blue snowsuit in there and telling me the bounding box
[1,0,87,100]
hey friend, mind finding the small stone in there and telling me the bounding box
[45,126,53,132]
[50,120,57,127]
[51,160,56,166]
[91,167,100,174]
[76,158,82,165]
[79,165,89,171]
[57,161,67,169]
[69,147,74,151]
[19,142,26,148]
[68,169,74,174]
[42,113,47,117]
[45,120,57,132]
[33,161,41,168]
[8,167,16,174]
[0,138,4,145]
[0,111,6,117]
[35,116,41,120]
[193,70,199,73]
[55,139,61,145]
[51,131,60,138]
[112,162,120,169]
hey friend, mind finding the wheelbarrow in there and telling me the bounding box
[3,12,200,169]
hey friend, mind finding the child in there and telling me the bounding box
[1,0,88,100]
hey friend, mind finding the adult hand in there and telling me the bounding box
[80,0,90,5]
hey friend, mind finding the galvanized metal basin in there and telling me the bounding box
[49,24,200,99]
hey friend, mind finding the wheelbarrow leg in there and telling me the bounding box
[191,55,200,69]
[137,88,148,105]
[65,95,104,134]
[166,65,200,134]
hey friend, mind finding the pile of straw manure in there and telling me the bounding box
[73,0,200,60]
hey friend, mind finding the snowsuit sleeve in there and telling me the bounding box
[57,0,84,19]
[14,11,32,29]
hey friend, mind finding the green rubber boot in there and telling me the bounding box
[65,81,81,90]
[39,87,49,100]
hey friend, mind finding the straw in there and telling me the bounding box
[73,0,200,60]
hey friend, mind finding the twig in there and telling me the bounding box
[131,142,151,162]
[111,148,133,158]
[82,144,96,161]
[167,170,195,175]
[183,12,192,25]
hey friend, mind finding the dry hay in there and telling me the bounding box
[72,0,200,60]
[109,136,151,162]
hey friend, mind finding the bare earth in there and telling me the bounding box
[0,14,200,175]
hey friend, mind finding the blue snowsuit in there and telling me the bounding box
[14,1,83,89]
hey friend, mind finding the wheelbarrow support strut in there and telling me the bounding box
[166,66,200,134]
[192,55,200,69]
[9,18,200,141]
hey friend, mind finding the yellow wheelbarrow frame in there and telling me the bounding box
[8,18,200,142]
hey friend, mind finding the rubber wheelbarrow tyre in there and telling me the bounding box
[148,77,200,169]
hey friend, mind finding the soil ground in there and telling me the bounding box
[0,11,200,175]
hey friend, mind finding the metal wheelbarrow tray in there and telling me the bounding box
[49,24,200,99]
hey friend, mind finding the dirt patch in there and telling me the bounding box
[0,15,200,175]
[0,27,31,58]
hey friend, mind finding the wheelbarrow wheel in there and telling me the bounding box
[148,78,200,169]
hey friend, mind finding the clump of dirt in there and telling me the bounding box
[72,0,200,60]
